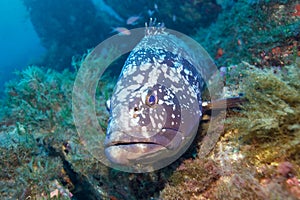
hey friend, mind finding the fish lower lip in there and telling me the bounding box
[105,143,167,165]
[106,141,162,147]
[105,128,183,149]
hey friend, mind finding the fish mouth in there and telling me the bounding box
[104,128,183,149]
[104,129,183,165]
[104,137,167,155]
[105,142,167,166]
[106,141,163,147]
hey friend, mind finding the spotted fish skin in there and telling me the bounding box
[105,29,205,166]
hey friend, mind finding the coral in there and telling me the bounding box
[277,161,295,177]
[214,62,300,199]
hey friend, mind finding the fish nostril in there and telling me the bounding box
[133,107,140,118]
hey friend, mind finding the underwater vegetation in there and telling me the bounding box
[2,66,75,131]
[0,0,300,199]
[226,62,300,167]
[1,60,299,199]
[0,66,75,199]
[160,62,300,200]
[194,0,300,67]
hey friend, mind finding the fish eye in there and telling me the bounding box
[141,88,157,107]
[146,93,157,106]
[149,94,156,104]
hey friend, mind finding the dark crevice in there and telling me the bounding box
[62,160,103,200]
[45,140,103,200]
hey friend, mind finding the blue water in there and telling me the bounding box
[0,0,220,96]
[0,0,45,95]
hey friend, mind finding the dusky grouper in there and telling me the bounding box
[104,20,217,169]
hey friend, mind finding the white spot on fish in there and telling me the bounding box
[141,126,147,133]
[184,68,191,75]
[159,114,164,121]
[157,123,163,129]
[140,63,152,71]
[150,116,156,128]
[133,74,144,84]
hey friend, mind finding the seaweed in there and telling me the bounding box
[226,63,300,167]
[0,66,78,199]
[3,66,75,132]
[0,124,69,199]
[194,0,300,67]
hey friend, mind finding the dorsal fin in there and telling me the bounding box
[145,18,166,36]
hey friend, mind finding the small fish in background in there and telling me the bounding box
[215,48,224,59]
[237,39,243,46]
[111,27,131,35]
[126,15,141,25]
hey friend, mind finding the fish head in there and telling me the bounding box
[105,58,201,167]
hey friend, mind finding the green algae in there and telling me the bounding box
[0,125,66,199]
[0,66,78,199]
[194,0,300,67]
[226,63,300,166]
[3,66,75,132]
